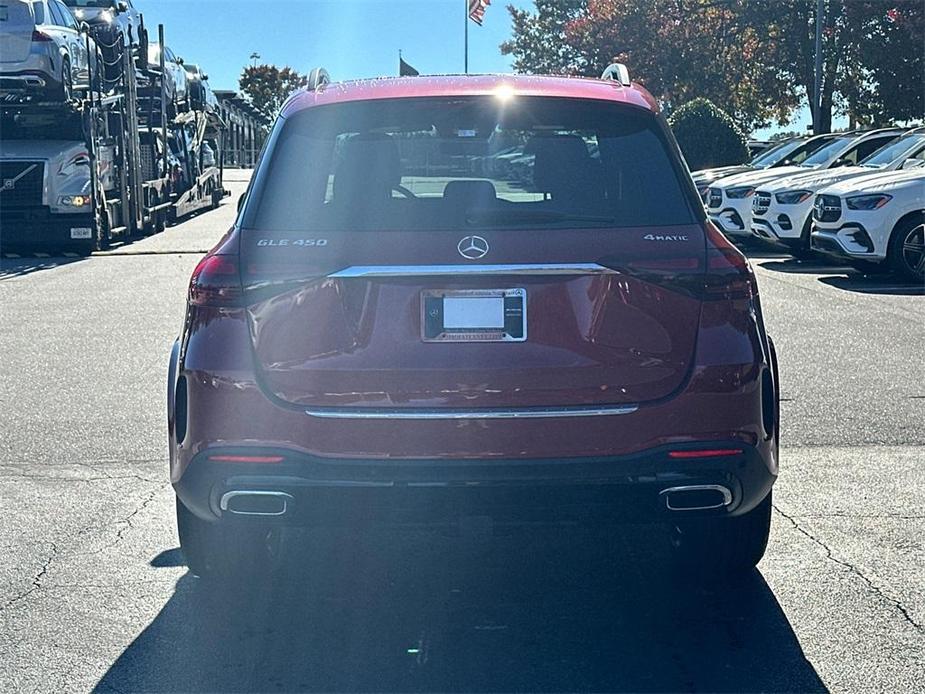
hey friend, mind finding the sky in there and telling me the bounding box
[134,0,531,88]
[133,0,814,138]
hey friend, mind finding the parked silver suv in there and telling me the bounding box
[63,0,143,48]
[0,0,100,101]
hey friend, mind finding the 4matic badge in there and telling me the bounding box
[643,234,689,241]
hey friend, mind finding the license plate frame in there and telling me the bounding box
[422,288,526,343]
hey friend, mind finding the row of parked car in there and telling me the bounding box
[0,0,217,114]
[695,127,925,282]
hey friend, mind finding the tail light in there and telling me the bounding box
[189,253,242,307]
[668,448,743,459]
[702,221,757,300]
[32,30,53,42]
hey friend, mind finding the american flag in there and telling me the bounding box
[468,0,491,26]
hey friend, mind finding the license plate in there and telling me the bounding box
[70,227,92,239]
[422,289,526,342]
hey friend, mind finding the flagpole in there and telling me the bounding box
[464,0,469,74]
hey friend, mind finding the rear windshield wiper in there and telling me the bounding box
[466,209,618,227]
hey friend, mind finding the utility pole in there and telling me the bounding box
[250,52,260,69]
[813,0,824,134]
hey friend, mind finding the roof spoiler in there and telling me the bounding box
[307,67,330,91]
[600,63,631,87]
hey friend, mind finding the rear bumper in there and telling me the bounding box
[0,66,62,100]
[173,442,776,527]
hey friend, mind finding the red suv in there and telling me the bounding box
[168,69,779,581]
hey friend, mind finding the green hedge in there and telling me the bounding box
[669,98,750,171]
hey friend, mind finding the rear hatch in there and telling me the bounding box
[0,0,35,65]
[239,95,706,412]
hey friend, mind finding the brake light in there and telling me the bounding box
[207,455,284,464]
[189,253,242,307]
[702,221,757,300]
[668,448,743,459]
[32,30,53,42]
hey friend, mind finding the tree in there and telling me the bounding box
[501,1,924,133]
[239,64,308,121]
[503,1,801,131]
[501,0,587,74]
[669,98,750,169]
[839,1,924,126]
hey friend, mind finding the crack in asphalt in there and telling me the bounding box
[75,484,169,557]
[0,472,161,484]
[0,460,163,484]
[0,541,57,614]
[773,505,923,633]
[0,483,167,611]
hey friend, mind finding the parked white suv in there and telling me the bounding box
[0,0,101,101]
[811,169,925,281]
[706,129,903,239]
[751,129,925,254]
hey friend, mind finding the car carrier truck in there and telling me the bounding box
[0,22,226,255]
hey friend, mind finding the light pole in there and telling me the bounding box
[250,52,260,69]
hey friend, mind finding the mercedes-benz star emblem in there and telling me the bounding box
[457,235,489,260]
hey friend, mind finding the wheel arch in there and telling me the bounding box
[889,209,925,241]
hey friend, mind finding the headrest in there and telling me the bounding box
[443,179,498,206]
[334,133,400,200]
[529,135,594,193]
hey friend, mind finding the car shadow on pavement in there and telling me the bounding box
[0,255,87,280]
[817,274,925,295]
[751,257,854,275]
[95,525,825,693]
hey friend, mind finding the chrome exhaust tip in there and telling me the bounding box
[220,490,293,517]
[660,485,733,511]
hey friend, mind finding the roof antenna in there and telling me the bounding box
[600,63,631,86]
[307,67,330,91]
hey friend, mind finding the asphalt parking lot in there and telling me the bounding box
[1,169,923,692]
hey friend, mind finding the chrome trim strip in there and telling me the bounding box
[220,490,294,516]
[305,404,639,420]
[659,485,733,511]
[327,263,618,278]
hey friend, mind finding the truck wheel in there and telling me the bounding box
[888,215,925,283]
[176,496,280,584]
[92,207,110,252]
[155,202,167,233]
[670,491,772,581]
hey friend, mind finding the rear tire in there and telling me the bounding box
[59,58,73,102]
[670,491,772,580]
[176,496,281,584]
[888,215,925,283]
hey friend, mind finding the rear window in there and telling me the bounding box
[245,96,696,232]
